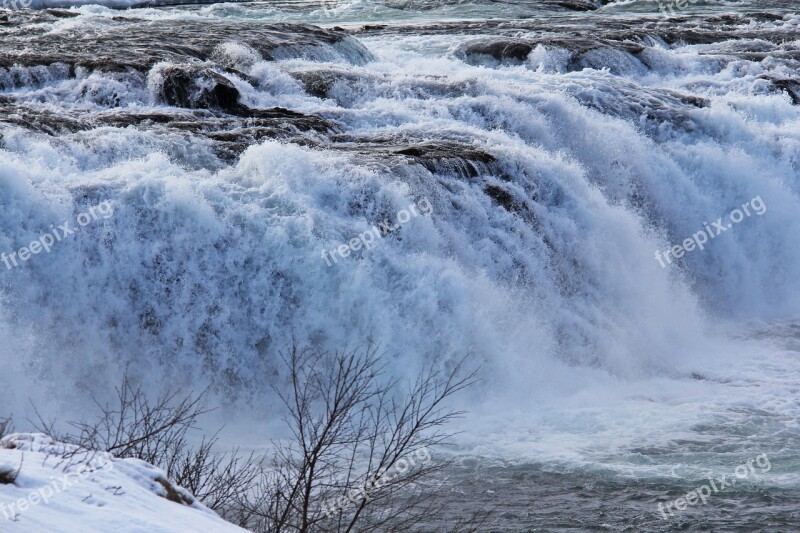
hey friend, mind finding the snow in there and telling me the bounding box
[0,433,248,532]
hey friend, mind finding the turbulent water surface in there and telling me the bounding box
[1,0,799,530]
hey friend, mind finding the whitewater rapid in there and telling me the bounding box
[0,4,798,528]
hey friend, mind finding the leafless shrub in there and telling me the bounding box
[0,415,12,440]
[31,377,260,515]
[23,343,482,532]
[61,378,210,462]
[234,342,479,533]
[169,433,261,514]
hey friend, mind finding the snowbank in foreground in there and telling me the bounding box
[0,433,247,533]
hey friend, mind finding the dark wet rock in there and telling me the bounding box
[459,40,535,63]
[670,91,709,108]
[485,185,521,213]
[160,66,239,111]
[157,65,241,112]
[0,16,373,72]
[555,0,610,11]
[309,135,500,180]
[747,12,786,22]
[98,107,334,134]
[290,67,480,106]
[354,9,796,68]
[770,79,800,105]
[153,64,342,123]
[457,35,649,70]
[98,108,338,161]
[394,142,496,179]
[44,9,79,18]
[0,95,89,135]
[657,29,732,46]
[290,68,371,99]
[0,91,338,162]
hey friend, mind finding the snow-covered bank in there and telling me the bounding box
[0,433,247,532]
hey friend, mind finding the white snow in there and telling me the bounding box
[0,433,248,532]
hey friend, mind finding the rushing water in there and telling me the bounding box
[0,0,799,530]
